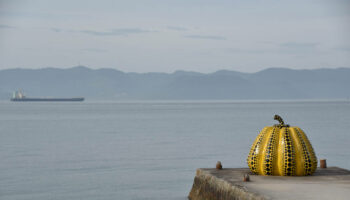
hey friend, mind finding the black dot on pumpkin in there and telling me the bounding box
[287,173,291,176]
[288,163,292,167]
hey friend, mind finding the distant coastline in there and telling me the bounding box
[0,66,349,100]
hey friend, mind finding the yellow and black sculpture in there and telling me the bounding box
[247,115,317,176]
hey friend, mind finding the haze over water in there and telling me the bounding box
[1,100,349,200]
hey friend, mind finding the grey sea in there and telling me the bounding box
[1,101,349,200]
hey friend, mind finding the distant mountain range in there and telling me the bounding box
[0,66,349,100]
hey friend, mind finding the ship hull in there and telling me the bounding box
[11,97,84,102]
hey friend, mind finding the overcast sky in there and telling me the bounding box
[0,0,349,73]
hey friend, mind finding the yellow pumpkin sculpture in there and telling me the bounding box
[247,115,317,176]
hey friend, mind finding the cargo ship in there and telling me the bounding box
[11,91,84,102]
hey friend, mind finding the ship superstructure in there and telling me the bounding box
[12,90,25,99]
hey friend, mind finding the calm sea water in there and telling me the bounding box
[0,101,349,200]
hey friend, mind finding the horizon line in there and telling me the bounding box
[1,65,349,75]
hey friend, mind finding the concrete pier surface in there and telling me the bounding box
[188,167,350,200]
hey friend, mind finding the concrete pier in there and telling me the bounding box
[188,167,350,200]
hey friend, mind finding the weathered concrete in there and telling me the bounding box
[188,167,350,200]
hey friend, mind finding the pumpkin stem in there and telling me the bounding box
[274,114,285,126]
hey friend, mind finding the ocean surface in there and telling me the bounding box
[0,100,349,200]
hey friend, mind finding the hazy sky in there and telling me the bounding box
[0,0,349,73]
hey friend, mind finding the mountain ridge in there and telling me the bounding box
[0,66,349,100]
